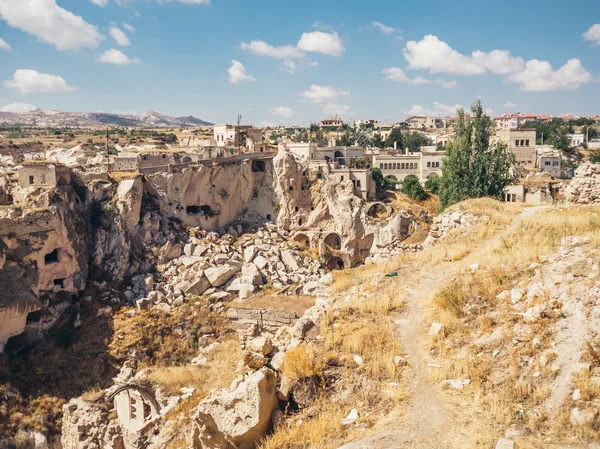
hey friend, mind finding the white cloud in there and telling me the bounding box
[403,35,523,75]
[90,0,108,6]
[281,59,299,74]
[312,22,332,32]
[260,120,278,127]
[96,49,140,65]
[301,85,350,104]
[123,22,135,32]
[372,21,400,35]
[308,61,319,67]
[506,58,592,92]
[322,103,351,116]
[3,69,74,94]
[0,37,10,51]
[382,67,458,88]
[583,24,600,45]
[0,0,104,51]
[271,106,294,118]
[241,40,304,59]
[297,31,345,57]
[503,102,518,108]
[405,101,464,117]
[158,0,210,4]
[228,60,254,84]
[0,102,37,113]
[109,26,130,46]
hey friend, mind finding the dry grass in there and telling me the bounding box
[260,270,407,449]
[331,255,408,293]
[146,337,241,395]
[235,293,315,316]
[427,203,600,442]
[280,345,322,382]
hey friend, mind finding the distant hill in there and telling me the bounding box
[0,109,213,128]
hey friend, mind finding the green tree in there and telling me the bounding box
[371,133,384,149]
[385,127,403,149]
[370,167,387,199]
[402,175,427,200]
[405,132,431,152]
[589,151,600,163]
[424,176,441,194]
[438,99,515,209]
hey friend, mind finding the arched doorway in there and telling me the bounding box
[324,232,341,250]
[327,256,345,270]
[293,233,310,247]
[367,203,388,218]
[334,150,345,166]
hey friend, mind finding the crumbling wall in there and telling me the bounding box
[226,307,298,348]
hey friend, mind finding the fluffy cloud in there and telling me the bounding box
[405,101,464,117]
[90,0,108,6]
[0,37,10,51]
[403,35,523,75]
[583,24,600,45]
[0,0,104,51]
[240,40,304,59]
[96,49,140,65]
[506,58,592,91]
[503,102,518,108]
[281,60,299,74]
[322,103,351,116]
[301,85,349,104]
[382,67,458,88]
[228,60,254,84]
[271,106,294,118]
[109,26,131,46]
[0,102,37,113]
[3,69,74,94]
[372,21,400,35]
[297,31,344,57]
[159,0,211,4]
[123,22,135,33]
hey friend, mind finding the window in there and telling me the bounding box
[520,139,525,146]
[427,162,431,168]
[295,206,299,212]
[401,163,405,169]
[29,175,34,185]
[356,179,361,188]
[525,139,530,146]
[289,186,293,191]
[340,176,344,181]
[553,161,559,166]
[515,140,519,147]
[545,161,551,166]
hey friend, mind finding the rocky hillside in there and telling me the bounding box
[0,109,212,128]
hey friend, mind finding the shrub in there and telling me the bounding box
[425,176,441,194]
[401,175,427,200]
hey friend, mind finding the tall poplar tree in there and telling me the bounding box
[439,99,515,209]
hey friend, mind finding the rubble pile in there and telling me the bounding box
[565,162,600,204]
[124,223,328,314]
[423,211,483,247]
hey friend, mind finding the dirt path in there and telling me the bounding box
[339,206,545,449]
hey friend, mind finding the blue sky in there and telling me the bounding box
[0,0,599,125]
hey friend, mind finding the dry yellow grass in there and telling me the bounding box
[146,337,241,395]
[280,345,322,382]
[426,204,600,442]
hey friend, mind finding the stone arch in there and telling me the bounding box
[385,175,398,181]
[182,156,192,163]
[108,384,161,434]
[323,232,342,250]
[334,151,345,165]
[327,256,345,270]
[367,202,388,218]
[252,160,266,172]
[427,172,439,178]
[293,233,310,247]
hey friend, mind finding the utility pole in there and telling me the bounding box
[237,114,242,154]
[106,126,110,172]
